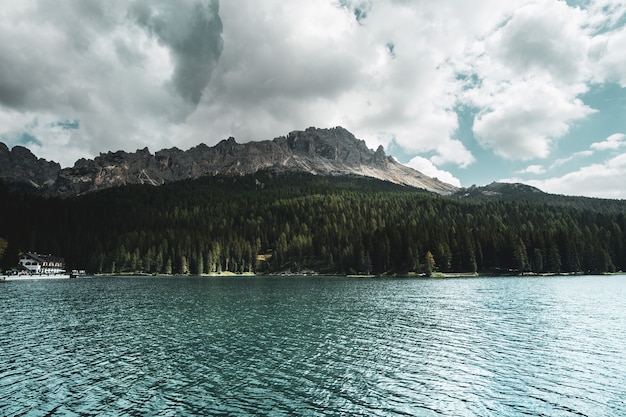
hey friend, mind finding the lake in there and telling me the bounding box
[1,275,625,416]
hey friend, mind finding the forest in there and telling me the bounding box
[1,171,625,275]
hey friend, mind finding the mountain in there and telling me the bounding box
[454,182,547,201]
[0,126,457,197]
[453,182,625,212]
[0,142,62,194]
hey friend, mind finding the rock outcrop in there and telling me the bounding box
[0,126,458,196]
[0,142,61,193]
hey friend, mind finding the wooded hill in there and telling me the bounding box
[1,172,625,275]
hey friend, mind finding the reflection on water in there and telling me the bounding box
[1,275,626,416]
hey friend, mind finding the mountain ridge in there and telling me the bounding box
[0,126,458,197]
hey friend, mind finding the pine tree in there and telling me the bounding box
[180,255,189,275]
[531,248,543,273]
[0,237,7,265]
[425,251,436,277]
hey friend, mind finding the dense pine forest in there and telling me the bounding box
[1,172,625,275]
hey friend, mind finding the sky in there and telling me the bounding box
[1,0,626,199]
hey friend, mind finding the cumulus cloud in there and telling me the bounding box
[585,0,626,30]
[179,0,501,171]
[406,156,461,188]
[429,138,475,168]
[0,0,222,165]
[511,133,626,195]
[471,79,595,160]
[590,133,626,151]
[504,153,626,199]
[458,1,600,161]
[517,165,546,175]
[1,0,626,198]
[486,2,590,83]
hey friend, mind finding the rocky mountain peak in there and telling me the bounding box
[0,143,61,192]
[0,126,458,197]
[215,137,237,150]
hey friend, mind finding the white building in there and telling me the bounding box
[19,252,66,275]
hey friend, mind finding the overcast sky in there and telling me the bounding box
[1,1,626,198]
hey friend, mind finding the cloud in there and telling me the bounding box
[585,0,626,31]
[0,1,222,166]
[549,150,594,169]
[458,1,600,161]
[516,164,546,175]
[470,79,595,160]
[406,156,461,188]
[182,0,486,169]
[172,0,367,145]
[430,138,476,168]
[514,133,625,179]
[0,0,625,198]
[589,26,626,86]
[590,133,626,151]
[486,1,590,83]
[504,153,626,199]
[129,0,223,106]
[338,0,373,24]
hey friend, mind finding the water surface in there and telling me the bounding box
[1,275,625,416]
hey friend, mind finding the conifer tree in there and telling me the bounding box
[425,251,436,277]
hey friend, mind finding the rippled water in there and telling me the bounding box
[1,275,626,416]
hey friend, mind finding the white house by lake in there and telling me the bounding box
[19,252,66,275]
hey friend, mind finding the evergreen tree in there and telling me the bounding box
[425,251,436,277]
[531,248,543,273]
[0,237,7,264]
[513,240,530,272]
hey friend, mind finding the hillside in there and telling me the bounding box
[1,172,624,275]
[454,182,626,213]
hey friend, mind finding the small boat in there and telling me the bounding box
[70,270,87,278]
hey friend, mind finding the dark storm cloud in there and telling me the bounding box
[130,0,224,106]
[0,0,225,166]
[0,1,222,112]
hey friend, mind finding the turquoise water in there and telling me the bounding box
[1,275,626,416]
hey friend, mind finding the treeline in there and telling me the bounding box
[1,172,625,275]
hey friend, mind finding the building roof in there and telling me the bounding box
[21,252,65,264]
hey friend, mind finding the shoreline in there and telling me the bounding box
[1,274,71,281]
[86,270,626,279]
[92,271,257,277]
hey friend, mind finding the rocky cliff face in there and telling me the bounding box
[0,126,458,196]
[0,142,61,193]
